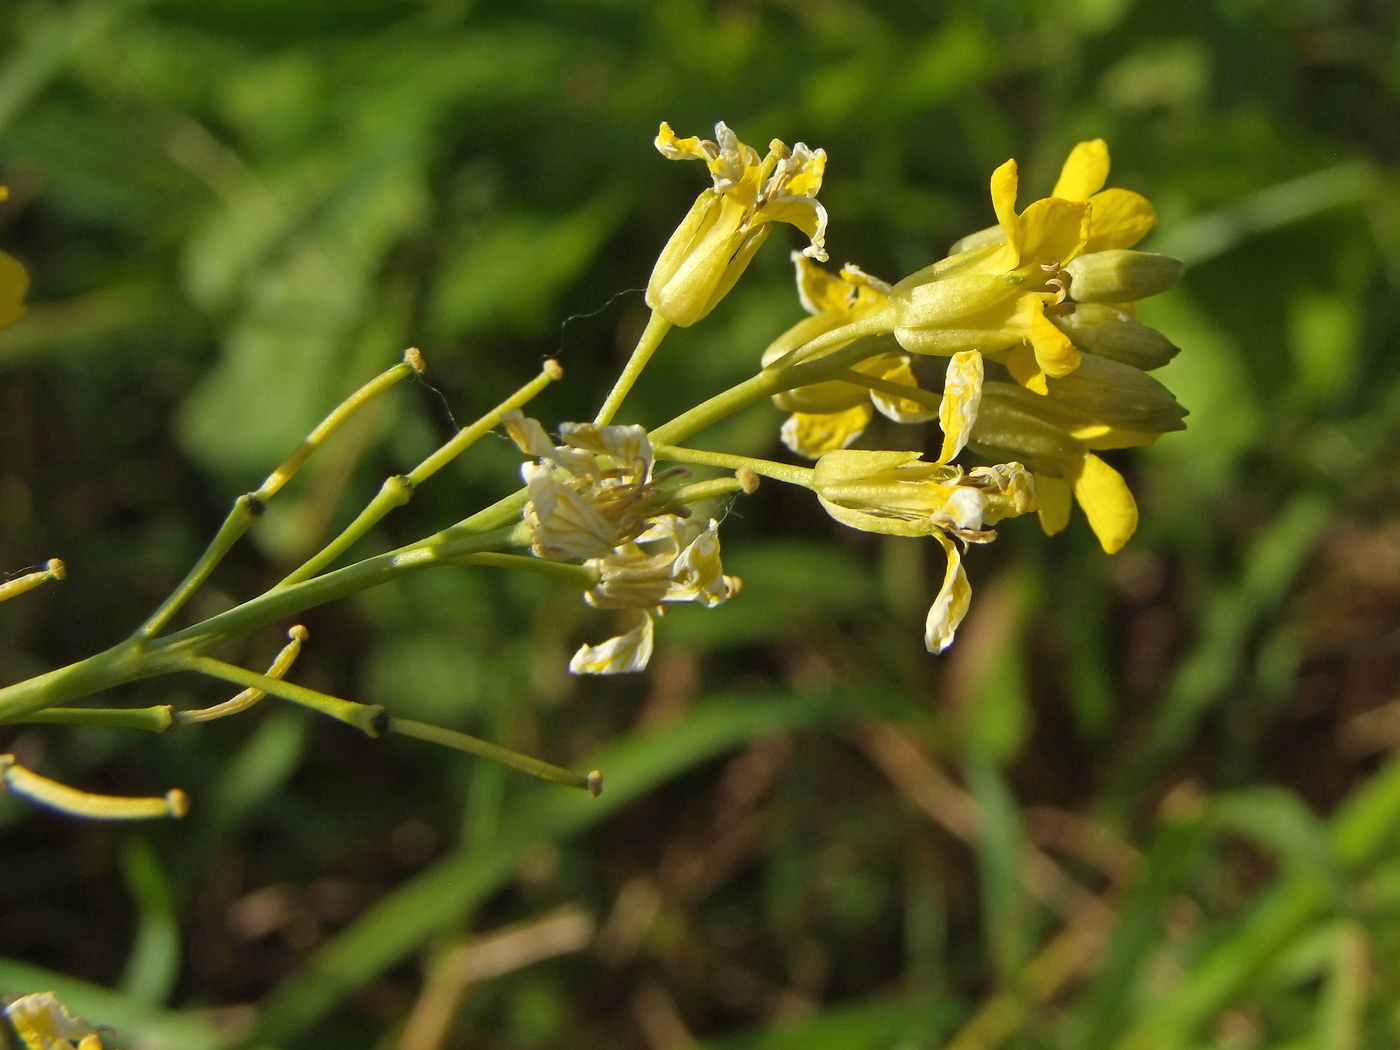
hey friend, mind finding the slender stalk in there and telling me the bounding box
[183,656,387,737]
[175,625,308,724]
[451,552,598,587]
[649,334,893,446]
[1,756,188,820]
[654,445,814,487]
[672,476,749,503]
[833,368,943,412]
[594,311,672,425]
[137,355,419,639]
[276,362,563,589]
[389,717,601,795]
[0,559,64,604]
[14,705,174,732]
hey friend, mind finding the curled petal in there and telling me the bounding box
[793,251,854,315]
[569,613,655,675]
[937,350,984,464]
[1051,139,1111,201]
[1030,301,1082,379]
[925,532,972,654]
[780,404,872,459]
[667,519,737,608]
[990,159,1020,245]
[867,354,938,425]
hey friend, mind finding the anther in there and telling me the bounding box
[404,347,426,373]
[543,359,564,381]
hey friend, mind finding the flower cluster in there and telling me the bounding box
[504,412,738,674]
[513,124,1185,666]
[733,133,1185,649]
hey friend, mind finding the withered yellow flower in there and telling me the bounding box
[648,122,828,327]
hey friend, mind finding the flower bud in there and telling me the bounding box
[1054,303,1179,371]
[968,384,1088,474]
[1043,354,1187,433]
[1064,249,1183,303]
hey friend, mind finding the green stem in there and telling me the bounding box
[137,356,418,639]
[183,656,387,737]
[389,717,601,795]
[0,528,517,725]
[451,552,598,587]
[649,334,893,447]
[654,445,814,487]
[12,706,174,732]
[594,310,673,425]
[276,363,563,589]
[833,368,943,412]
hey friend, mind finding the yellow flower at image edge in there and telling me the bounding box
[5,992,115,1049]
[647,121,828,327]
[0,187,29,332]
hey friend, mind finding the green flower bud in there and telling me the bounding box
[1043,354,1187,433]
[1064,250,1183,303]
[968,384,1087,475]
[1054,303,1180,371]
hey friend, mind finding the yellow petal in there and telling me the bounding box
[1071,454,1138,553]
[937,350,983,464]
[865,353,939,424]
[1084,188,1156,253]
[1034,473,1072,536]
[780,404,873,459]
[791,252,852,315]
[569,613,655,675]
[0,250,28,331]
[655,122,712,163]
[989,159,1020,248]
[1051,139,1110,201]
[925,532,972,653]
[1004,343,1049,395]
[1030,301,1082,378]
[1017,197,1090,264]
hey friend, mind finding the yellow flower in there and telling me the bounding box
[811,352,1036,651]
[0,186,29,332]
[761,254,936,458]
[890,140,1175,395]
[647,122,828,327]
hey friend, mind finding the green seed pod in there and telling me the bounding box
[1055,303,1180,370]
[1044,354,1187,433]
[1065,250,1184,303]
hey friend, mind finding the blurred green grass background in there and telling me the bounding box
[3,0,1400,1047]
